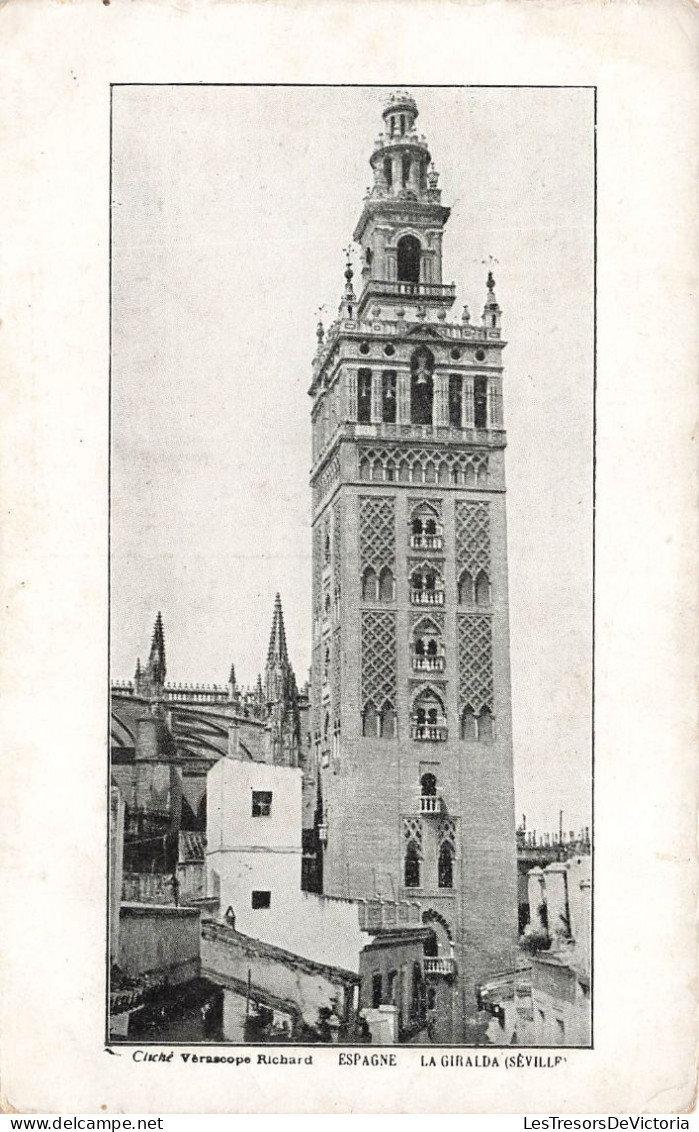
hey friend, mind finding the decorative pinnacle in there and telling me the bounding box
[228,663,237,688]
[487,270,496,291]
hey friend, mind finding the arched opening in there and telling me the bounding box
[323,646,330,683]
[397,235,421,285]
[380,701,396,739]
[461,706,477,741]
[324,532,331,564]
[475,570,490,605]
[423,932,438,958]
[378,566,394,602]
[420,772,437,797]
[438,842,455,889]
[362,566,378,602]
[323,712,330,753]
[362,701,378,738]
[410,565,442,605]
[404,842,421,888]
[458,570,474,605]
[478,707,494,742]
[324,593,331,618]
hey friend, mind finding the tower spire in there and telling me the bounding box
[266,592,289,666]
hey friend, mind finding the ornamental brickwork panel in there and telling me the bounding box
[359,496,396,573]
[455,501,491,577]
[332,499,342,608]
[457,613,494,714]
[360,610,397,710]
[359,446,488,486]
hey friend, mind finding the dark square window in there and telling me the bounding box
[252,791,272,817]
[251,890,271,909]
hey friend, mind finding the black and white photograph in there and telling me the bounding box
[107,84,594,1049]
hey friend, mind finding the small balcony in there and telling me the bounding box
[410,589,444,606]
[409,534,443,551]
[419,795,442,815]
[424,957,456,977]
[411,724,447,742]
[318,822,328,844]
[412,655,445,673]
[359,278,457,307]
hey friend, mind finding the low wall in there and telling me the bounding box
[201,919,358,1030]
[119,904,201,985]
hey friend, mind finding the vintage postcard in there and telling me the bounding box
[0,0,695,1116]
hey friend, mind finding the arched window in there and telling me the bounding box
[412,618,443,671]
[426,638,437,657]
[404,842,421,888]
[438,842,454,889]
[380,702,396,739]
[420,773,437,797]
[359,458,370,480]
[410,565,443,606]
[397,234,421,285]
[324,532,331,564]
[378,566,394,602]
[362,702,379,738]
[458,570,474,605]
[323,646,330,683]
[362,566,378,602]
[478,707,494,742]
[332,718,341,759]
[323,712,330,752]
[461,706,477,740]
[383,157,392,187]
[410,503,442,550]
[324,594,331,618]
[475,570,490,605]
[412,689,446,740]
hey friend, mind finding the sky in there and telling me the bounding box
[110,85,594,834]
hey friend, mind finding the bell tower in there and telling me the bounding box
[309,91,517,1043]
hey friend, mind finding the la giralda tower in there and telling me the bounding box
[309,91,518,1042]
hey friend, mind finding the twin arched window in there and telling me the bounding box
[461,705,495,742]
[362,700,397,739]
[362,565,395,603]
[458,568,491,606]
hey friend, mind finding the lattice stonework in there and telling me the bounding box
[455,501,491,576]
[361,610,397,708]
[359,496,396,573]
[332,499,342,603]
[332,627,341,718]
[457,614,494,714]
[438,818,457,851]
[403,817,423,856]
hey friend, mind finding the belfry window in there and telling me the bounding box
[449,375,462,427]
[410,348,434,425]
[382,371,397,423]
[362,566,378,602]
[384,158,392,187]
[358,369,372,424]
[474,375,488,429]
[402,155,411,188]
[378,566,394,602]
[397,235,421,285]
